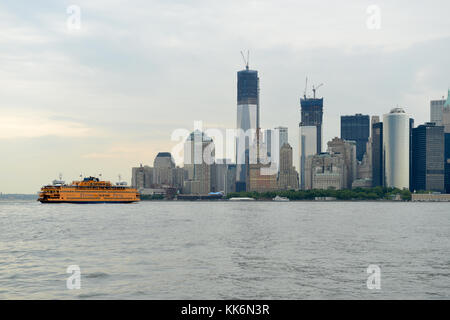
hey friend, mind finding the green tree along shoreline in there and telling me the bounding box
[140,194,165,201]
[226,187,412,201]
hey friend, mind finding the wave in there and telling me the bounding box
[84,272,110,279]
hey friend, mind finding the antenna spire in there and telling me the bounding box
[240,50,250,70]
[247,50,250,70]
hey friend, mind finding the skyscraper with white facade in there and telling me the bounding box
[300,96,323,154]
[236,64,259,191]
[383,107,410,189]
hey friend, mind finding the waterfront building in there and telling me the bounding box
[275,126,288,152]
[264,129,272,158]
[132,158,184,192]
[249,136,270,168]
[171,167,185,190]
[182,180,203,195]
[371,121,383,187]
[357,150,372,180]
[305,153,345,190]
[340,114,370,161]
[383,107,410,189]
[183,130,215,194]
[445,133,450,193]
[265,126,288,169]
[443,107,450,133]
[412,193,450,202]
[352,178,372,189]
[327,137,357,189]
[298,88,323,189]
[248,163,278,192]
[442,90,450,133]
[131,164,153,189]
[214,159,236,194]
[355,115,378,182]
[412,123,445,192]
[430,98,446,126]
[298,125,317,189]
[278,143,299,190]
[236,63,259,191]
[153,152,175,186]
[371,116,380,136]
[409,118,415,191]
[226,164,237,194]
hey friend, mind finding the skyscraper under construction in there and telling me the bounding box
[300,93,323,154]
[298,83,324,189]
[235,53,259,192]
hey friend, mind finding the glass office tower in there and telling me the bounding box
[236,66,259,191]
[412,123,445,192]
[341,114,370,162]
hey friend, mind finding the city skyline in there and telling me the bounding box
[1,1,450,193]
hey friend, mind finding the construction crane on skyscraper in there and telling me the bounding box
[303,77,308,99]
[312,83,324,99]
[240,50,249,70]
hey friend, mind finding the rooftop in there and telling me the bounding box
[390,107,406,114]
[156,152,172,158]
[187,130,213,142]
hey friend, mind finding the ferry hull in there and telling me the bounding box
[38,200,138,204]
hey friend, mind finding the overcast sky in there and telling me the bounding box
[1,0,449,193]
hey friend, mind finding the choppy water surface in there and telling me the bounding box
[0,200,449,299]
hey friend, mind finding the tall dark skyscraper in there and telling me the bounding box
[371,121,383,187]
[300,97,323,154]
[236,62,259,192]
[445,133,450,194]
[409,118,414,191]
[237,69,259,113]
[411,123,445,192]
[340,114,370,161]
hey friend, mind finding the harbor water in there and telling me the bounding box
[0,200,449,299]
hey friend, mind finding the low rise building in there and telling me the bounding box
[278,143,299,190]
[352,178,373,189]
[131,165,153,189]
[412,193,450,202]
[305,152,345,190]
[248,163,278,192]
[132,153,184,191]
[327,137,357,189]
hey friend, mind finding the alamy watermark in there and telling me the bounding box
[66,265,81,290]
[366,5,381,30]
[171,121,281,175]
[67,5,81,31]
[367,264,381,290]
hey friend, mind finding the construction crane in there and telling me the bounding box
[312,83,324,99]
[303,77,308,99]
[240,50,249,70]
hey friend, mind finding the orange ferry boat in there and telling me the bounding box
[38,176,140,204]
